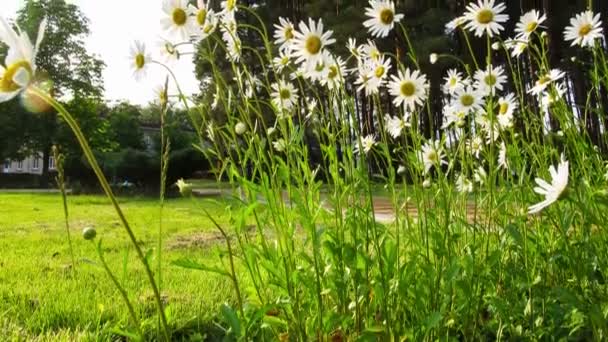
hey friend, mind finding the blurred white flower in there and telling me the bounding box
[397,165,406,175]
[467,136,484,159]
[273,138,287,152]
[452,85,484,114]
[161,0,196,41]
[418,140,446,174]
[385,113,411,139]
[388,68,429,111]
[528,156,569,214]
[474,166,487,185]
[430,53,438,64]
[354,134,376,155]
[464,0,509,37]
[363,0,404,38]
[540,82,566,111]
[129,41,152,82]
[445,16,466,34]
[456,174,473,193]
[498,141,508,170]
[515,10,546,39]
[528,69,565,95]
[157,38,179,63]
[422,179,432,188]
[504,38,528,57]
[0,16,46,102]
[497,93,517,129]
[564,11,603,48]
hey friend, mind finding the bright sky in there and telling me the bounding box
[4,0,199,105]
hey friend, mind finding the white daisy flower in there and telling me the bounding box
[273,138,287,152]
[153,84,168,106]
[190,0,209,29]
[504,38,528,57]
[443,69,467,95]
[388,68,429,111]
[497,93,517,129]
[321,55,346,90]
[453,85,484,114]
[274,17,295,51]
[0,16,46,102]
[129,41,152,82]
[564,11,603,48]
[474,166,487,185]
[456,174,474,193]
[497,141,508,170]
[273,50,292,73]
[355,67,381,96]
[467,136,484,159]
[385,113,411,139]
[474,64,506,96]
[355,134,376,155]
[515,10,546,39]
[360,40,382,61]
[528,69,565,95]
[418,140,447,175]
[464,0,509,37]
[199,10,218,39]
[528,156,569,214]
[161,0,196,41]
[539,82,566,111]
[291,18,336,71]
[476,113,501,143]
[220,0,238,17]
[271,79,299,111]
[363,0,404,38]
[371,55,391,85]
[157,38,179,63]
[346,38,362,59]
[445,15,466,34]
[442,105,468,129]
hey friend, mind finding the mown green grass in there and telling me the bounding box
[0,193,241,340]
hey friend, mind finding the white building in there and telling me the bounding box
[2,154,55,175]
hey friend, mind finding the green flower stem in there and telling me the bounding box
[30,87,170,341]
[94,240,142,339]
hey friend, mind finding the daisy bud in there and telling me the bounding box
[423,179,431,188]
[82,227,97,241]
[235,122,247,135]
[397,165,406,175]
[175,178,193,197]
[541,31,548,38]
[267,127,276,135]
[429,53,438,64]
[492,42,500,50]
[570,56,577,62]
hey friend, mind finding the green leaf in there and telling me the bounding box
[221,303,242,337]
[172,258,231,277]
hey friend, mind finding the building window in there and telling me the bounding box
[3,160,9,172]
[49,156,55,170]
[32,157,40,170]
[17,160,23,170]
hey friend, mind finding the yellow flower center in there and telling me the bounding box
[449,78,457,87]
[499,102,509,115]
[281,56,289,65]
[538,75,551,85]
[484,74,496,86]
[427,150,438,163]
[526,21,538,33]
[328,65,338,79]
[579,23,592,36]
[172,8,187,26]
[375,66,385,78]
[1,60,33,92]
[280,88,291,100]
[460,94,474,107]
[226,0,236,11]
[135,54,145,69]
[285,27,294,40]
[305,35,322,55]
[380,8,394,25]
[203,23,214,33]
[477,9,494,24]
[315,62,325,72]
[400,81,416,97]
[196,9,207,26]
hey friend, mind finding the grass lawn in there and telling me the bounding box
[0,192,241,340]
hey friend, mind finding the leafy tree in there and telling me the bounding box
[0,0,104,185]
